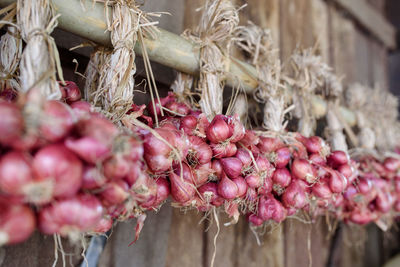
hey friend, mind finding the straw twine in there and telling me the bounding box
[194,0,240,120]
[90,0,139,121]
[17,0,62,101]
[235,21,288,132]
[346,83,376,150]
[0,10,21,92]
[86,0,159,122]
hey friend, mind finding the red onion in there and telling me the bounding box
[39,194,103,236]
[0,101,23,145]
[176,163,195,184]
[124,162,142,187]
[312,178,332,199]
[165,101,190,116]
[349,209,374,225]
[272,168,292,194]
[211,160,223,180]
[103,155,131,180]
[40,100,75,142]
[343,185,358,201]
[291,158,317,184]
[198,182,219,203]
[282,180,307,209]
[383,157,400,173]
[154,178,170,206]
[248,213,263,226]
[187,136,212,165]
[309,153,326,165]
[0,204,36,245]
[169,172,195,204]
[60,81,81,103]
[245,173,262,188]
[131,173,157,205]
[395,200,400,212]
[220,157,243,178]
[395,176,400,193]
[206,115,232,143]
[273,147,291,168]
[333,194,344,208]
[337,164,353,179]
[92,217,113,233]
[255,155,274,174]
[227,115,245,143]
[196,114,210,137]
[257,137,284,153]
[376,191,393,213]
[0,152,34,196]
[161,118,181,131]
[144,154,172,174]
[0,88,17,102]
[65,137,111,164]
[180,115,197,135]
[294,132,308,145]
[82,166,107,190]
[33,144,82,198]
[258,194,287,222]
[210,142,237,158]
[246,187,258,203]
[143,128,173,156]
[100,181,130,206]
[258,176,273,196]
[305,136,330,156]
[10,132,41,151]
[77,115,119,145]
[193,162,213,186]
[236,148,252,169]
[217,173,238,200]
[232,176,247,198]
[327,151,349,167]
[328,169,347,193]
[70,100,91,113]
[240,130,259,148]
[147,92,174,118]
[357,178,377,203]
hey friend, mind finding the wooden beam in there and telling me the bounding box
[0,0,357,127]
[333,0,396,49]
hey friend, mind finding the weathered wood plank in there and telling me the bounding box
[330,4,357,85]
[280,0,314,61]
[164,209,204,267]
[354,29,373,86]
[237,0,280,49]
[98,205,173,267]
[284,217,332,267]
[203,214,285,267]
[370,39,389,89]
[333,0,396,49]
[1,232,82,267]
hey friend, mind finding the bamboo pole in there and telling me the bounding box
[0,0,357,126]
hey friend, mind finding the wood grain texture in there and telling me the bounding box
[354,29,373,86]
[98,204,172,267]
[237,0,280,49]
[280,0,314,61]
[330,4,357,85]
[164,209,205,267]
[284,217,331,267]
[1,232,82,267]
[202,213,284,267]
[333,0,395,49]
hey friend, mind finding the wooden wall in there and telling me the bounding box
[1,0,397,267]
